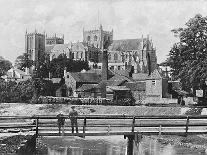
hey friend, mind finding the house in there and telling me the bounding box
[123,81,146,104]
[64,72,101,97]
[145,69,169,98]
[1,68,31,82]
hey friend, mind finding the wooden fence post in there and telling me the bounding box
[132,116,135,132]
[185,116,189,137]
[83,117,86,138]
[36,117,39,138]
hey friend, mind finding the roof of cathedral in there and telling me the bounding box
[109,38,147,51]
[45,45,56,53]
[52,44,71,52]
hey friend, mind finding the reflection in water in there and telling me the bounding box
[135,137,206,155]
[41,136,207,155]
[45,137,126,155]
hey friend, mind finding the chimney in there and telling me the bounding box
[101,49,108,98]
[102,49,108,81]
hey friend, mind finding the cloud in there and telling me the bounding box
[0,0,207,63]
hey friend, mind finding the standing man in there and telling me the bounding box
[69,106,79,133]
[57,112,65,136]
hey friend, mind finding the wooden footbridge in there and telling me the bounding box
[1,115,207,155]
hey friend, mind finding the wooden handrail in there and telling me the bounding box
[2,114,207,119]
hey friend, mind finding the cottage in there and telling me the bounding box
[1,68,31,82]
[145,69,169,98]
[64,72,101,97]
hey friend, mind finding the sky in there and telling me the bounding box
[0,0,207,64]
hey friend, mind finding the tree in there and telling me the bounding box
[49,54,90,78]
[14,53,33,71]
[168,14,207,92]
[0,56,12,77]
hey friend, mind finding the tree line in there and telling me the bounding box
[167,14,207,95]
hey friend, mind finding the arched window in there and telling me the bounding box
[94,35,97,41]
[114,53,118,60]
[108,53,111,60]
[87,36,90,41]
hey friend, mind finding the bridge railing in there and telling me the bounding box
[1,115,207,136]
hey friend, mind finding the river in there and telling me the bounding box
[37,136,207,155]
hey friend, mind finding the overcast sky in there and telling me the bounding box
[0,0,207,64]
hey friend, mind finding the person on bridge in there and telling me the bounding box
[68,106,79,133]
[57,112,65,136]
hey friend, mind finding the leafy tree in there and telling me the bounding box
[0,57,12,77]
[49,54,90,78]
[14,53,33,71]
[168,14,207,92]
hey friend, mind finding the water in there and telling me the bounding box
[37,136,207,155]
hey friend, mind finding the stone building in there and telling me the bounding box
[83,24,113,49]
[25,25,157,76]
[46,34,64,45]
[25,30,45,73]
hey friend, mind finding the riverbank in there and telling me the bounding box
[0,103,182,116]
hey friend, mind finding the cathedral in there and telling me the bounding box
[25,25,157,75]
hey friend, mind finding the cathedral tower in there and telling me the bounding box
[83,24,113,49]
[25,30,45,72]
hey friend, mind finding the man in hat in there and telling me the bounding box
[57,111,65,136]
[68,106,79,133]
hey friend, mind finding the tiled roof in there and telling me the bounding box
[132,73,148,81]
[85,69,114,78]
[109,39,147,51]
[76,84,98,92]
[123,81,146,91]
[147,69,164,80]
[70,72,101,83]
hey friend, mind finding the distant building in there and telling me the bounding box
[25,30,45,73]
[83,24,113,49]
[1,68,31,82]
[47,25,157,75]
[145,69,169,98]
[46,34,64,45]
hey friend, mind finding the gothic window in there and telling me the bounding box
[114,53,118,61]
[108,53,111,60]
[80,52,83,58]
[94,35,97,41]
[118,66,121,70]
[87,36,90,41]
